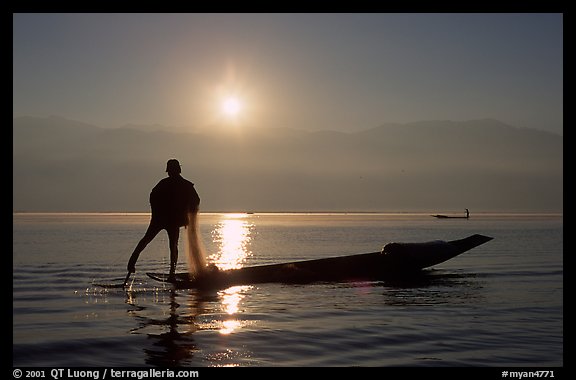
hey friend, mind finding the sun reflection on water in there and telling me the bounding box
[210,214,254,270]
[210,214,255,335]
[219,319,242,335]
[221,285,246,314]
[218,285,252,335]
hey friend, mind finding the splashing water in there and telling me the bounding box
[185,211,207,277]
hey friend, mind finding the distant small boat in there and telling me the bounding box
[432,209,470,219]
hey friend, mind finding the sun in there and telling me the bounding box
[221,96,242,118]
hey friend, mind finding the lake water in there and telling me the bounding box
[13,212,563,368]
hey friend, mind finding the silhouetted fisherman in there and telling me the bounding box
[126,159,200,283]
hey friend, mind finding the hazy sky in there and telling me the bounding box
[13,13,563,135]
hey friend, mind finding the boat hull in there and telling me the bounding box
[147,234,493,289]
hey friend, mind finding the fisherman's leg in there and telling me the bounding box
[167,226,180,275]
[127,223,162,273]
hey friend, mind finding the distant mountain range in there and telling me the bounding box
[13,116,563,212]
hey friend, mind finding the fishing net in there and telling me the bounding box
[185,210,207,277]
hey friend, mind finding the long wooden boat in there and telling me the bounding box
[146,234,493,289]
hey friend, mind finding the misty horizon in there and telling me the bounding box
[13,114,564,137]
[12,115,563,214]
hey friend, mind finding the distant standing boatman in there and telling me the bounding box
[126,159,200,280]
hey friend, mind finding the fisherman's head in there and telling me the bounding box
[166,159,181,175]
